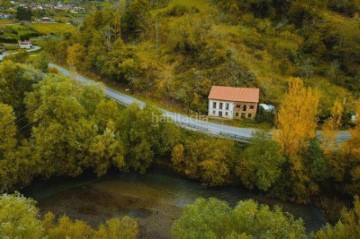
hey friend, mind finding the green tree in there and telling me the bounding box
[94,217,139,239]
[172,198,306,239]
[0,61,43,130]
[46,215,93,239]
[340,103,360,194]
[0,194,139,239]
[172,138,235,186]
[16,6,32,21]
[313,196,360,239]
[0,103,19,192]
[25,75,125,178]
[237,131,285,191]
[101,39,140,83]
[0,103,17,158]
[121,0,151,41]
[67,43,87,72]
[328,0,360,16]
[120,105,179,173]
[0,193,43,239]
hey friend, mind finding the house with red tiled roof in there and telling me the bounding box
[208,86,260,120]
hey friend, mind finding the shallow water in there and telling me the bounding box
[23,169,325,238]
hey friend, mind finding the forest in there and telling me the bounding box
[1,0,360,238]
[42,0,360,118]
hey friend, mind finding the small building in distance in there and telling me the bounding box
[0,13,12,19]
[41,17,55,23]
[208,86,260,120]
[18,40,32,49]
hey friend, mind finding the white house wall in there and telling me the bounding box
[208,99,234,119]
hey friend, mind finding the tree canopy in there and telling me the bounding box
[172,197,306,239]
[0,193,139,239]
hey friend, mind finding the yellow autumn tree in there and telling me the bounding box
[67,43,86,72]
[274,78,322,203]
[274,78,321,158]
[344,103,360,191]
[321,100,344,154]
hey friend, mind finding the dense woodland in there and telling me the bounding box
[42,0,360,118]
[1,0,360,238]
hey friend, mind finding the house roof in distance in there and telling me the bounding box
[208,86,260,103]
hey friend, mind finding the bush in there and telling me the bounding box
[19,32,40,41]
[172,198,307,239]
[0,37,17,43]
[165,5,199,17]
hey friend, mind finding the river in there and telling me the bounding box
[23,169,325,238]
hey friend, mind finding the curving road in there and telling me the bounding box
[0,45,41,61]
[49,63,351,143]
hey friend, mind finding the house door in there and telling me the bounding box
[219,111,223,117]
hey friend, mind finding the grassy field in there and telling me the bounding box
[0,20,14,25]
[30,23,76,35]
[2,43,18,50]
[0,22,76,46]
[0,24,38,41]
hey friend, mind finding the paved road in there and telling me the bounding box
[0,45,41,61]
[49,63,351,143]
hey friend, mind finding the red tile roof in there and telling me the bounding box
[208,86,260,103]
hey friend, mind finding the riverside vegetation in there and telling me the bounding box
[0,59,360,238]
[1,0,360,238]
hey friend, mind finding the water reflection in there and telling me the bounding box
[23,169,325,239]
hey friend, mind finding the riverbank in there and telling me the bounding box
[22,168,325,238]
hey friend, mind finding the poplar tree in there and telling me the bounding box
[274,78,321,158]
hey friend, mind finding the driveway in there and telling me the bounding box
[0,45,41,61]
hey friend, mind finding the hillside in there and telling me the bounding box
[43,0,360,118]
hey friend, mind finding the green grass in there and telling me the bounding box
[3,43,18,50]
[151,0,212,16]
[30,23,76,35]
[0,19,14,25]
[0,24,38,41]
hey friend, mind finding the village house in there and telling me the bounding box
[41,17,55,23]
[0,13,11,19]
[208,86,260,120]
[18,40,32,49]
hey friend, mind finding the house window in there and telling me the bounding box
[219,111,223,117]
[225,112,228,116]
[220,103,223,109]
[243,105,247,111]
[241,113,246,119]
[212,111,216,115]
[248,113,252,118]
[250,105,255,110]
[226,103,229,110]
[236,104,241,109]
[213,102,217,109]
[236,112,239,117]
